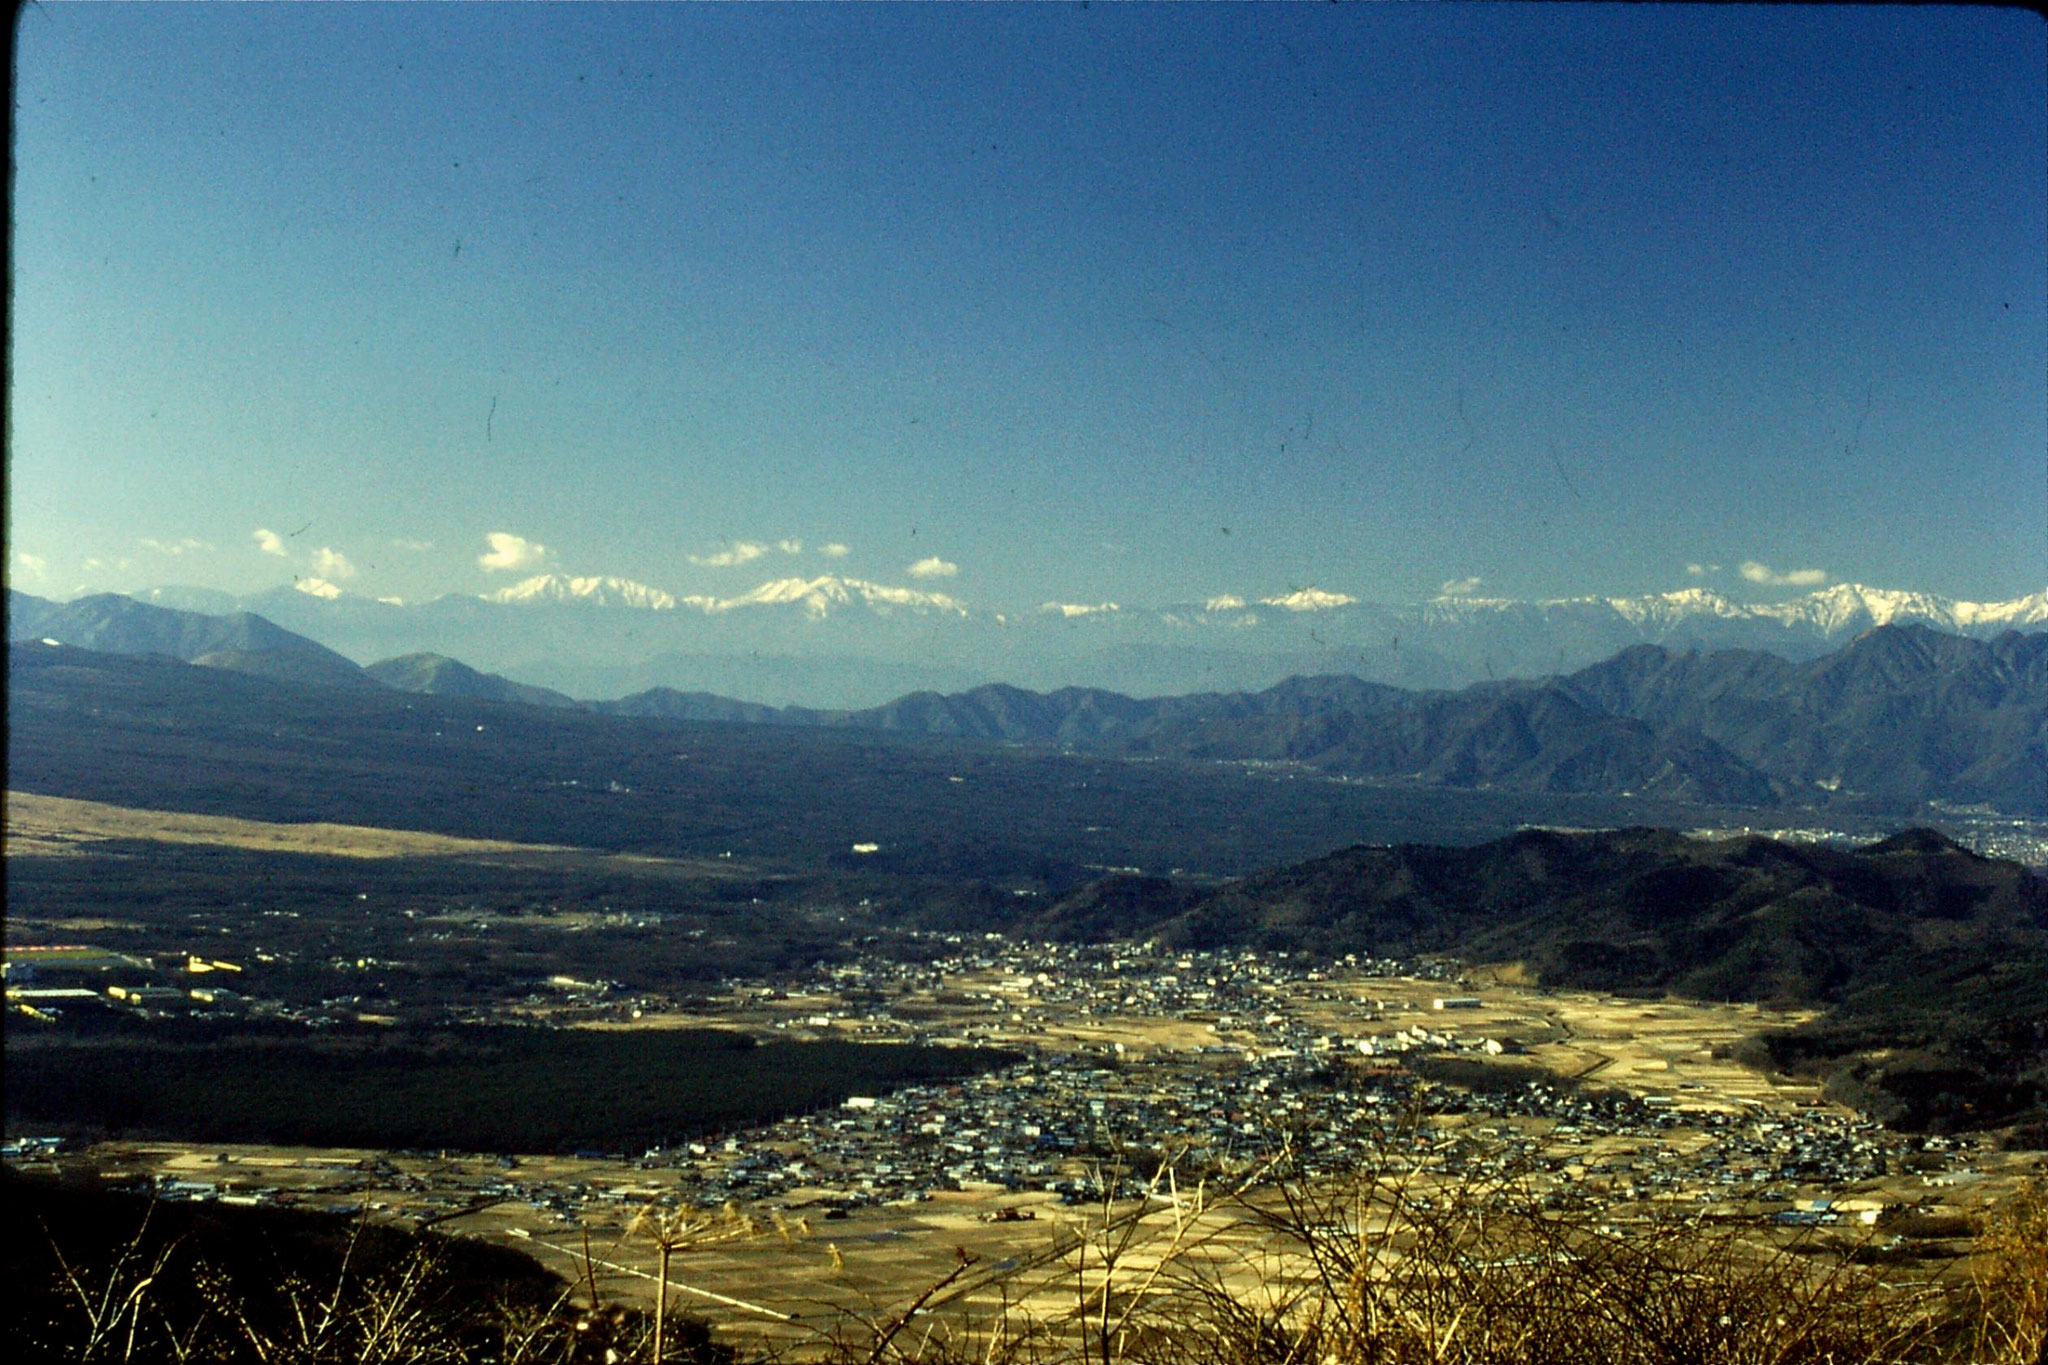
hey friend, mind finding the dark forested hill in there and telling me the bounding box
[363,652,579,708]
[1055,825,2046,1006]
[1547,627,2047,815]
[15,589,2041,814]
[1034,826,2048,1132]
[605,625,2045,814]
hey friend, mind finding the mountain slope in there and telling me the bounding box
[364,653,580,708]
[7,590,375,691]
[17,585,2040,814]
[1553,627,2048,812]
[1188,826,2042,1000]
[25,640,1689,881]
[810,626,2042,813]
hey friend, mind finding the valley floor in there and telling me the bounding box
[12,954,2040,1357]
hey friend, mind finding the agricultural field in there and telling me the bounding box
[14,963,2040,1358]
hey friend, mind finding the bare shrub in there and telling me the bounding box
[1148,1123,1957,1365]
[33,1201,192,1364]
[803,1120,1997,1365]
[1968,1178,2047,1365]
[197,1215,463,1363]
[625,1202,760,1364]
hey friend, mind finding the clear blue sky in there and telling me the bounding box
[10,1,2044,610]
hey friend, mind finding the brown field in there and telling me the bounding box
[9,788,2041,1357]
[2,790,746,881]
[31,973,2038,1360]
[61,1125,2037,1363]
[4,790,573,859]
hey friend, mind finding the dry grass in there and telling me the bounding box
[799,1130,2046,1365]
[4,790,570,860]
[16,1165,2044,1364]
[1967,1178,2047,1365]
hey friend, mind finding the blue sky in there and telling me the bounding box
[10,2,2044,611]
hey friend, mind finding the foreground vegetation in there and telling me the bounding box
[5,1171,601,1364]
[11,1142,2043,1365]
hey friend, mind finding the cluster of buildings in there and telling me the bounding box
[1,949,343,1025]
[5,930,2002,1239]
[510,936,1942,1221]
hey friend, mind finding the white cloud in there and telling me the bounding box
[819,543,850,559]
[689,541,769,568]
[1684,562,1721,577]
[1205,594,1246,611]
[1040,601,1120,618]
[14,552,48,578]
[138,537,214,557]
[312,547,358,580]
[778,538,803,555]
[1260,588,1356,612]
[1438,576,1484,597]
[907,556,958,579]
[1739,560,1827,588]
[253,528,288,557]
[478,531,551,573]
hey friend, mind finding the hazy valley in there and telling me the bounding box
[7,589,2046,1362]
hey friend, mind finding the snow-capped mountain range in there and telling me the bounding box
[276,573,2048,634]
[14,587,2043,816]
[481,574,681,611]
[358,572,973,618]
[102,576,2047,708]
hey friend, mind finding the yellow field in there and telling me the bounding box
[2,792,752,883]
[4,790,574,859]
[79,1127,2039,1363]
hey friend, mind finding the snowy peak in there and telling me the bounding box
[1398,583,2045,638]
[1950,590,2048,628]
[1747,583,2048,635]
[1602,588,1750,626]
[1261,588,1358,613]
[482,574,678,610]
[680,575,968,620]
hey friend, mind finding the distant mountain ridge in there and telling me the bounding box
[9,586,2043,815]
[481,574,680,610]
[108,578,2046,705]
[5,591,579,709]
[602,626,2047,815]
[361,653,579,708]
[1464,582,2048,635]
[5,591,377,691]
